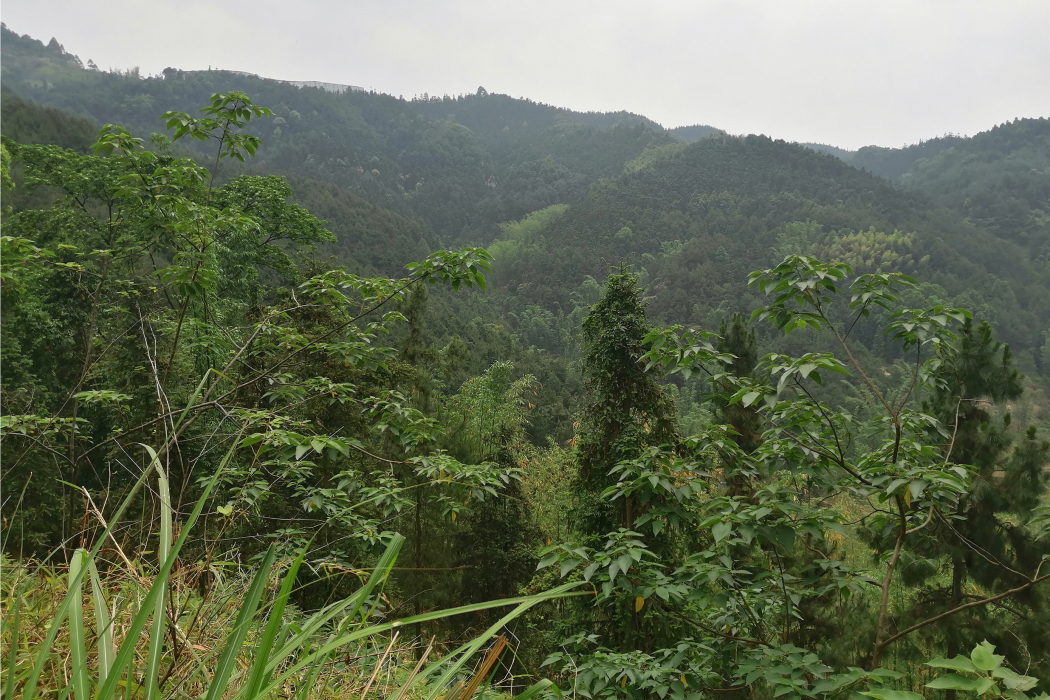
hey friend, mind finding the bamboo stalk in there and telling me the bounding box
[458,635,507,700]
[394,636,435,700]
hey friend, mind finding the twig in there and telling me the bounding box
[361,631,399,700]
[878,567,1050,651]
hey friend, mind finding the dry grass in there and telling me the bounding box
[0,554,527,700]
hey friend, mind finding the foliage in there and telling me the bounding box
[3,21,1050,698]
[535,256,1050,696]
[0,450,583,700]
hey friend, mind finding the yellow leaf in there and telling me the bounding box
[635,596,645,612]
[905,485,912,507]
[620,677,627,688]
[451,511,457,522]
[680,675,686,686]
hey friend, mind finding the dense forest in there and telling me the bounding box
[2,22,1049,700]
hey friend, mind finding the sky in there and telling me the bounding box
[2,0,1048,150]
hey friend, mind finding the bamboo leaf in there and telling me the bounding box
[96,432,247,700]
[67,550,91,700]
[145,447,172,700]
[242,547,307,699]
[254,582,587,700]
[20,448,162,700]
[87,561,115,684]
[3,577,25,700]
[203,546,277,700]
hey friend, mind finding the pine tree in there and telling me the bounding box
[910,319,1050,678]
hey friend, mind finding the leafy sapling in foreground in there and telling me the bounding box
[537,257,1049,697]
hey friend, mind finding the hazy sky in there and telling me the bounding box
[3,0,1048,149]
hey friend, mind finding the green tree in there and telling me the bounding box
[574,266,678,538]
[538,257,1050,697]
[900,319,1050,680]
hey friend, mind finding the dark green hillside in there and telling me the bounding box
[894,118,1050,256]
[0,91,96,151]
[669,123,722,142]
[799,142,854,160]
[0,24,680,243]
[846,119,1049,261]
[284,175,430,275]
[851,133,965,179]
[490,134,1050,361]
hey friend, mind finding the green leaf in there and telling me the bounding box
[974,678,996,695]
[927,656,977,672]
[3,577,24,700]
[203,546,277,700]
[87,561,114,684]
[861,690,925,700]
[971,640,1004,671]
[560,558,581,578]
[712,521,732,542]
[926,674,982,691]
[67,550,91,700]
[537,553,559,570]
[145,448,172,700]
[243,546,308,699]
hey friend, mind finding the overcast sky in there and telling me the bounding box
[3,0,1048,150]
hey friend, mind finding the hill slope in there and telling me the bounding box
[0,24,681,243]
[847,119,1050,260]
[489,134,1050,366]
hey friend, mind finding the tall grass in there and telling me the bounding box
[0,440,582,699]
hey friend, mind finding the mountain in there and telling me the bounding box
[4,23,1048,373]
[844,119,1050,262]
[892,119,1050,257]
[799,142,855,160]
[487,133,1050,369]
[0,91,96,151]
[0,23,684,244]
[851,134,967,179]
[669,123,723,142]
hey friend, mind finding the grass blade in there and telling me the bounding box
[19,452,160,700]
[256,581,587,700]
[259,623,291,693]
[144,448,171,700]
[417,600,542,700]
[95,432,246,700]
[242,547,307,699]
[261,534,405,674]
[67,550,91,700]
[173,370,212,430]
[202,546,277,700]
[516,679,556,700]
[393,637,433,700]
[292,644,328,700]
[359,631,399,700]
[456,635,506,700]
[3,578,25,700]
[87,561,114,685]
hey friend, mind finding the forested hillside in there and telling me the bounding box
[489,134,1050,375]
[0,23,676,244]
[3,21,1050,700]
